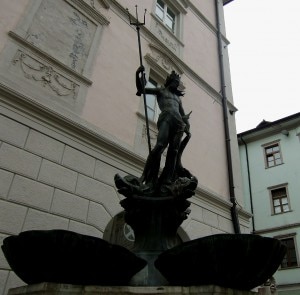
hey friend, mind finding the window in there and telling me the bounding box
[279,237,298,268]
[144,72,163,122]
[155,0,176,33]
[264,142,283,168]
[146,77,158,121]
[270,186,290,214]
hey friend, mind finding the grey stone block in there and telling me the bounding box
[94,160,119,185]
[202,208,219,228]
[9,175,54,210]
[25,130,65,163]
[0,115,29,148]
[62,146,95,177]
[87,201,111,231]
[218,216,234,233]
[185,220,212,240]
[0,270,9,295]
[68,220,103,238]
[0,233,10,269]
[22,209,69,231]
[0,143,42,179]
[0,200,27,234]
[38,160,77,192]
[189,204,203,223]
[0,169,14,199]
[4,271,25,295]
[51,189,88,221]
[76,175,121,215]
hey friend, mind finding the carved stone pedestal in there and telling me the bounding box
[8,283,256,295]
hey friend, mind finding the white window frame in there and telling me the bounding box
[155,0,177,34]
[268,184,291,215]
[262,141,283,168]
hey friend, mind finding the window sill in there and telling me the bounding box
[265,162,284,169]
[151,13,184,46]
[278,266,300,271]
[271,210,293,216]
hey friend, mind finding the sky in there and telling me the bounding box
[224,0,300,133]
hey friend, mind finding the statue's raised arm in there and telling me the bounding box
[136,66,161,96]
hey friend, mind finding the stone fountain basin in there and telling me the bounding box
[154,233,286,290]
[1,230,146,286]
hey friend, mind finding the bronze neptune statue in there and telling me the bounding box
[115,67,197,198]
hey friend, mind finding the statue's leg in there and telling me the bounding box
[141,122,169,186]
[175,132,191,175]
[140,150,161,185]
[162,130,183,184]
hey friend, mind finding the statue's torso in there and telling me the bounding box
[157,88,185,131]
[157,89,181,116]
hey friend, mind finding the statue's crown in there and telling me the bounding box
[165,70,180,86]
[169,70,180,81]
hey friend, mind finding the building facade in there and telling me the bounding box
[0,0,250,293]
[238,113,300,295]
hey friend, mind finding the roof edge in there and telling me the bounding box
[223,0,235,6]
[237,112,300,138]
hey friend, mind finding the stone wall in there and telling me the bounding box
[0,98,251,294]
[0,105,130,294]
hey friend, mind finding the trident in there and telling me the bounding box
[126,6,151,154]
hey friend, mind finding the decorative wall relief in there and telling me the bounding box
[25,0,97,74]
[12,50,79,99]
[153,22,179,55]
[68,11,88,70]
[148,45,184,75]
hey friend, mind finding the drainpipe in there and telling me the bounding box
[240,136,255,233]
[215,0,240,234]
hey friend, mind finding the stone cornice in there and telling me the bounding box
[166,0,188,14]
[0,81,145,172]
[70,0,110,25]
[179,0,189,9]
[194,185,252,221]
[98,0,110,9]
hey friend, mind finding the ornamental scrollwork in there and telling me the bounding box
[12,50,79,99]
